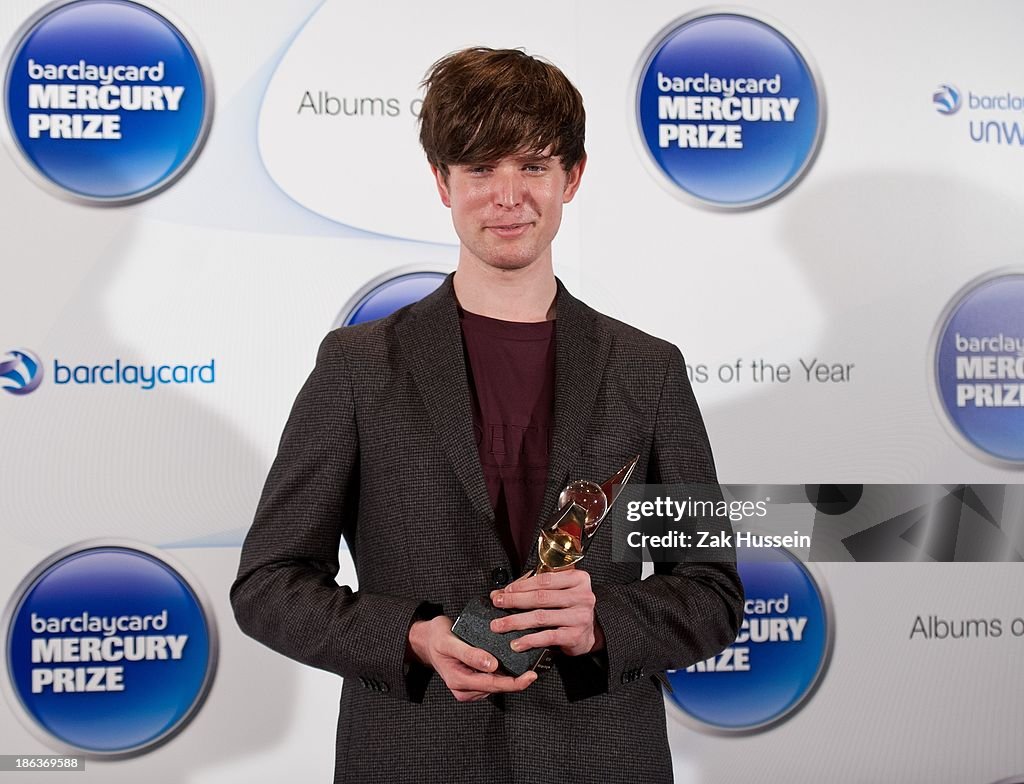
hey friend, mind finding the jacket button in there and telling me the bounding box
[491,567,510,587]
[379,681,390,693]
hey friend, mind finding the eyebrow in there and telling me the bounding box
[456,151,557,168]
[510,153,556,165]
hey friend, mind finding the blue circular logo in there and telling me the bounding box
[0,348,43,395]
[933,83,961,115]
[933,271,1024,466]
[664,547,831,733]
[635,11,824,208]
[335,269,448,328]
[3,542,217,756]
[3,0,212,203]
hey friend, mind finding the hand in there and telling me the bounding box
[489,568,605,658]
[407,615,537,702]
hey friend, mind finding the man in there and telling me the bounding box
[231,47,743,783]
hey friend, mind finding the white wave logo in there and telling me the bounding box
[0,349,43,395]
[933,84,961,115]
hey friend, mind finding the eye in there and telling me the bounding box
[467,165,492,174]
[524,163,547,173]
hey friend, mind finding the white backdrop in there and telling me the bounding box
[2,1,1023,781]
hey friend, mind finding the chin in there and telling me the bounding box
[473,248,538,271]
[487,257,535,271]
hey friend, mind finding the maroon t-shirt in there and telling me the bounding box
[459,308,555,571]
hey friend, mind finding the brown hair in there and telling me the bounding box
[418,47,586,176]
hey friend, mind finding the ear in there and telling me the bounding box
[561,154,587,204]
[431,164,451,208]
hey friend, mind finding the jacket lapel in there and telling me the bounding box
[395,274,496,526]
[524,279,612,571]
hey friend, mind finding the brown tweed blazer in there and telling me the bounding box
[231,274,743,783]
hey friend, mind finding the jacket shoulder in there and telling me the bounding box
[322,298,417,356]
[325,275,451,357]
[583,303,681,363]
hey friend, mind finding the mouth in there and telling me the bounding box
[486,222,532,238]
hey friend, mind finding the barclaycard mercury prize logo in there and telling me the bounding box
[2,0,212,203]
[0,349,43,395]
[3,542,217,756]
[664,547,832,734]
[933,271,1024,466]
[932,84,961,115]
[634,10,825,209]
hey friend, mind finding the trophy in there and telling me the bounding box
[451,456,639,676]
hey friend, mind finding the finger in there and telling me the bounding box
[441,661,506,694]
[494,584,594,611]
[489,581,536,605]
[506,571,533,587]
[437,634,498,673]
[489,572,532,603]
[506,628,568,652]
[491,607,586,633]
[447,667,537,694]
[512,670,539,689]
[504,569,588,594]
[493,588,571,611]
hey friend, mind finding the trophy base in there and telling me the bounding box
[451,597,553,677]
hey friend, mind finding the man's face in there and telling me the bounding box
[432,150,585,272]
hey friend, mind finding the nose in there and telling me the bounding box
[494,169,523,209]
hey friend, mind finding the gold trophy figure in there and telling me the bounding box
[453,456,640,675]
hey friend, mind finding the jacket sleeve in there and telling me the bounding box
[230,331,428,702]
[590,344,744,695]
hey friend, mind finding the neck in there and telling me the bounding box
[453,253,557,322]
